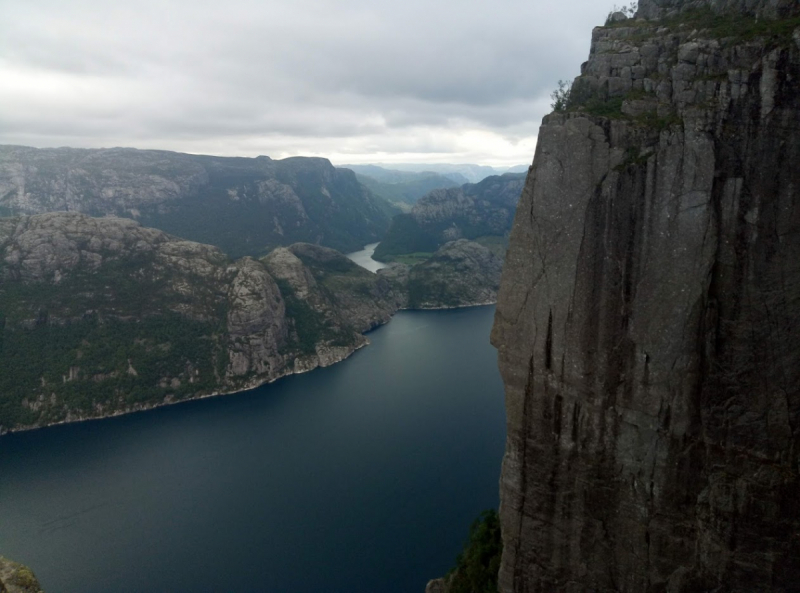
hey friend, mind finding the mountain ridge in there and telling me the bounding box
[0,145,396,258]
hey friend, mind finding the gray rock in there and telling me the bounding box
[608,10,630,23]
[0,556,44,593]
[491,3,800,592]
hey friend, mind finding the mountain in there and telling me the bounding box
[378,239,503,309]
[0,213,500,433]
[0,212,398,432]
[373,173,525,262]
[0,146,396,258]
[488,1,800,591]
[354,172,462,209]
[341,164,467,186]
[343,163,500,183]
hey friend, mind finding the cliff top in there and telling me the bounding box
[636,0,800,20]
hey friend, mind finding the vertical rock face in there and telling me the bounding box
[491,1,800,591]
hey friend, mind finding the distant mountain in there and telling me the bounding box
[502,164,530,173]
[0,145,397,258]
[342,163,507,184]
[380,239,503,309]
[373,173,525,262]
[356,172,461,210]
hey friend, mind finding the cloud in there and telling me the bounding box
[0,0,610,165]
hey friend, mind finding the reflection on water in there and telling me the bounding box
[0,306,505,593]
[345,242,388,273]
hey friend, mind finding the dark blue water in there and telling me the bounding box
[0,306,506,593]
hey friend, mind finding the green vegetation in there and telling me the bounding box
[0,313,221,429]
[551,80,573,112]
[374,174,524,262]
[273,278,354,355]
[584,96,625,118]
[663,8,800,46]
[446,510,503,593]
[356,172,459,207]
[379,252,433,265]
[605,2,637,25]
[602,3,800,48]
[373,214,440,261]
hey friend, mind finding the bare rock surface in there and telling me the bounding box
[0,558,43,593]
[491,1,800,591]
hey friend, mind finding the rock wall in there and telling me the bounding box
[491,1,800,591]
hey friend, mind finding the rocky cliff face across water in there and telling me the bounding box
[0,213,499,433]
[491,0,800,591]
[0,213,396,432]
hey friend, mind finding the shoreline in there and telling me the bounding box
[1,302,496,436]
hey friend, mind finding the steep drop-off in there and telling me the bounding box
[0,146,395,257]
[491,0,800,591]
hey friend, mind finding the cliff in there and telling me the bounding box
[0,213,392,432]
[0,146,395,257]
[0,213,501,433]
[491,1,800,591]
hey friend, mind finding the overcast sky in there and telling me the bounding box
[1,0,608,166]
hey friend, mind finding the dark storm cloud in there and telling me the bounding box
[0,0,610,164]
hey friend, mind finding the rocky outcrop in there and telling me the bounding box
[406,240,503,309]
[0,146,395,257]
[0,558,43,593]
[0,213,395,432]
[491,2,800,592]
[373,173,524,261]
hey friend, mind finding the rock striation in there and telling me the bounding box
[491,1,800,591]
[0,146,395,257]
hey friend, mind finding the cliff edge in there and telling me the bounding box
[491,0,800,591]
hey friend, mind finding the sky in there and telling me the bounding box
[1,0,610,167]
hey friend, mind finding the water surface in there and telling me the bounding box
[0,306,505,593]
[345,242,388,272]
